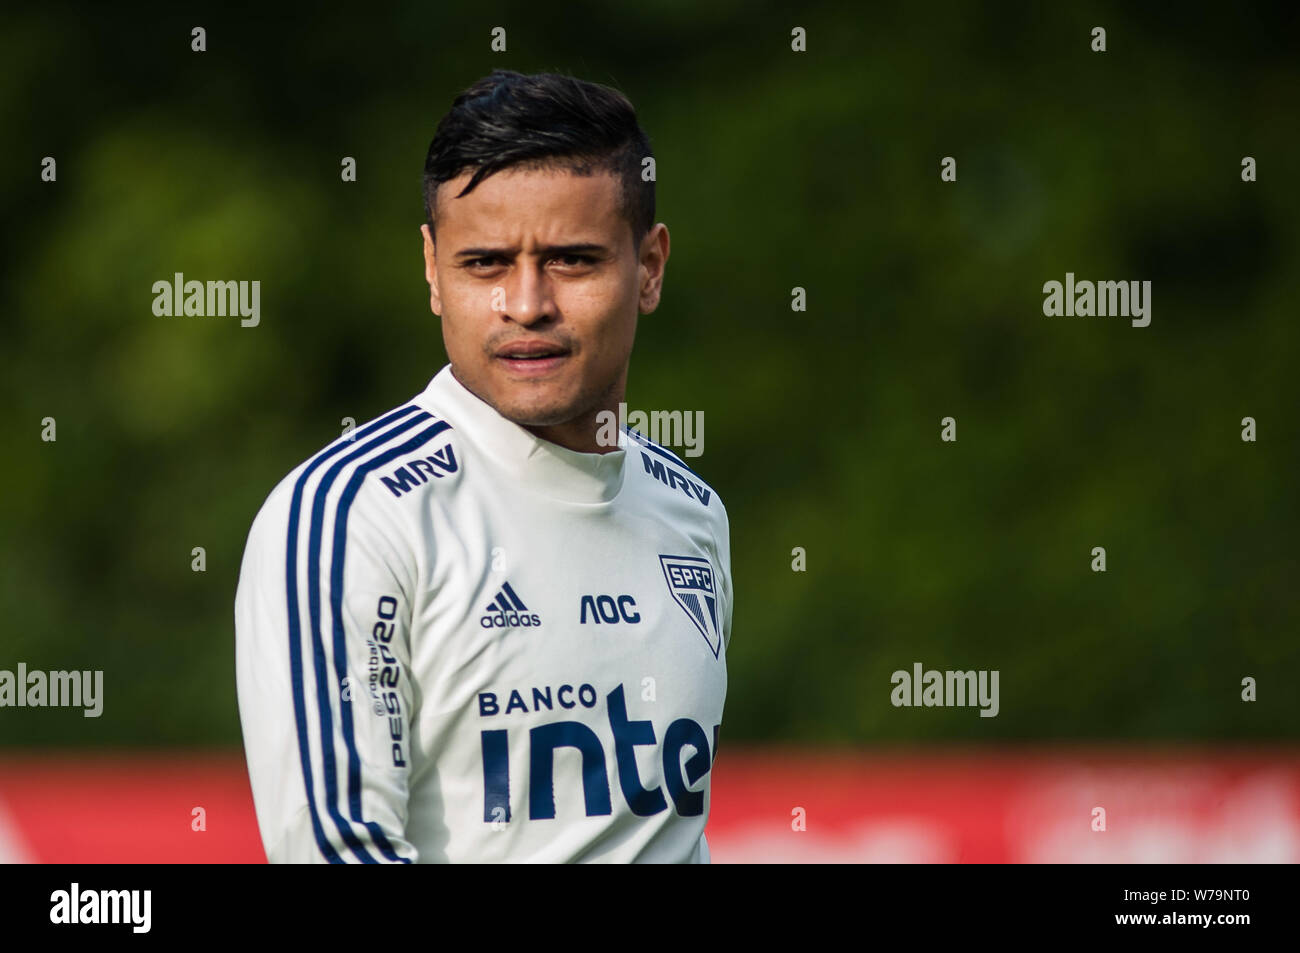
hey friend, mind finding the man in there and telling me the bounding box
[234,69,732,863]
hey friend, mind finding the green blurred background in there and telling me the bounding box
[2,1,1296,748]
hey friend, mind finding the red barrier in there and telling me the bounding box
[706,746,1300,863]
[1,747,1296,863]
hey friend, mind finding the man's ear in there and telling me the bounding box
[637,223,670,315]
[421,224,442,316]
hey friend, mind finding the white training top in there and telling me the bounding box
[234,364,731,863]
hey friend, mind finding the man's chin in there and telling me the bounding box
[490,389,584,429]
[499,404,583,429]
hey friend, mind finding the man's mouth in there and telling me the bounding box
[494,341,572,375]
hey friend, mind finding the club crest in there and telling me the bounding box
[659,555,722,658]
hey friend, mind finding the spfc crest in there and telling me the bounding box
[659,555,722,658]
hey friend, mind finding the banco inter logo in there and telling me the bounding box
[480,581,541,629]
[660,555,721,657]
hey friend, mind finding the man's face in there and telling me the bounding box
[422,165,668,449]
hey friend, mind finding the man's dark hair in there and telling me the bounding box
[423,70,655,244]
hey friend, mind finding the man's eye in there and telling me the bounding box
[554,255,593,266]
[467,257,501,268]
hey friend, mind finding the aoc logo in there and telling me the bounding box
[579,594,641,624]
[481,581,541,629]
[660,555,721,657]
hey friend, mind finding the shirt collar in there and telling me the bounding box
[414,364,628,505]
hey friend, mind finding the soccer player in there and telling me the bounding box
[234,70,732,863]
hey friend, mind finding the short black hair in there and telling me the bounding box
[423,70,655,244]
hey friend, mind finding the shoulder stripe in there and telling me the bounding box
[625,427,702,479]
[326,418,452,862]
[306,411,438,862]
[284,404,426,863]
[305,411,448,863]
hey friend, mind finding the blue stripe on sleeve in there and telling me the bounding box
[284,405,423,863]
[304,410,434,863]
[328,419,452,862]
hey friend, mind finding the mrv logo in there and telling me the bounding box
[480,581,541,629]
[661,555,721,657]
[580,594,640,624]
[379,445,458,497]
[640,453,711,506]
[479,684,718,821]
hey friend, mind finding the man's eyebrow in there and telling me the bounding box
[454,243,610,260]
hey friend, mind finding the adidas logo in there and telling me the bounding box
[479,581,542,630]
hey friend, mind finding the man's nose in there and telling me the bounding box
[502,260,555,327]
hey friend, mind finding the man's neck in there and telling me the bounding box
[524,406,618,455]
